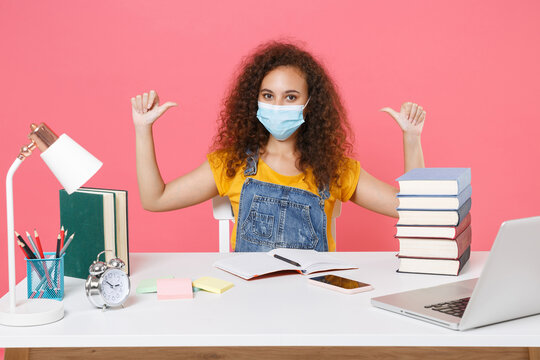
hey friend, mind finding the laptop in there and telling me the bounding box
[371,216,540,330]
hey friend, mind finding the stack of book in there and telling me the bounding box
[395,168,472,276]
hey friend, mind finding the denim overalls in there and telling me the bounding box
[235,150,330,252]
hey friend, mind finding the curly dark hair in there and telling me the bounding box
[212,41,354,190]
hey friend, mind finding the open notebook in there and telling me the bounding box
[213,249,357,280]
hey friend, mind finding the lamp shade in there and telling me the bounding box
[40,134,103,194]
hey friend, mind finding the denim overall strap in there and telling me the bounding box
[245,148,329,200]
[318,183,330,201]
[244,148,259,176]
[235,150,329,252]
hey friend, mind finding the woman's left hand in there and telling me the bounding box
[380,102,426,137]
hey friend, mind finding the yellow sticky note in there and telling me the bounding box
[192,276,234,294]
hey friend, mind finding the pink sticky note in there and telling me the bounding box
[157,278,193,300]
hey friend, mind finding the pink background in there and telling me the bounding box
[0,0,539,339]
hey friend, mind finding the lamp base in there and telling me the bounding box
[0,299,64,326]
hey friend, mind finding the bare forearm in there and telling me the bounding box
[135,125,166,210]
[403,133,425,173]
[351,169,400,218]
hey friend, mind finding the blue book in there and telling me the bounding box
[397,185,472,210]
[397,168,471,195]
[397,198,471,226]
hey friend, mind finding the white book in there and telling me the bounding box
[397,186,472,210]
[396,226,459,239]
[213,249,357,280]
[395,214,472,239]
[397,247,471,276]
[397,225,472,259]
[397,199,471,226]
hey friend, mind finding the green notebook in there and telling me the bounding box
[59,188,129,279]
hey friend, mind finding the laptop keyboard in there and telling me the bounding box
[424,297,470,318]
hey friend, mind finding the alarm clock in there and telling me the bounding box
[85,250,131,309]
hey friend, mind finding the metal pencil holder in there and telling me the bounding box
[26,252,64,301]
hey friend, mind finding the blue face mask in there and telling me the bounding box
[256,98,310,141]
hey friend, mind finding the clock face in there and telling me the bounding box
[99,268,130,306]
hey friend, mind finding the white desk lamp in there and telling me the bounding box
[0,123,102,326]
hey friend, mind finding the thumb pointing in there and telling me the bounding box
[156,102,178,116]
[380,107,399,121]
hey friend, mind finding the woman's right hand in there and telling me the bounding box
[131,90,178,128]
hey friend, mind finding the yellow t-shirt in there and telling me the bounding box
[207,151,361,252]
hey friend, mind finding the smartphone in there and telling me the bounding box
[308,274,373,294]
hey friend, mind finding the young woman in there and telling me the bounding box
[131,41,425,252]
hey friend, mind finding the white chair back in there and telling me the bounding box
[212,196,342,253]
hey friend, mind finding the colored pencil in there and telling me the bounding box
[15,233,37,259]
[16,238,30,259]
[25,231,41,259]
[60,226,65,249]
[59,233,75,256]
[55,233,61,259]
[33,229,45,259]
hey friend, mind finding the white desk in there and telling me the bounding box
[1,252,540,360]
